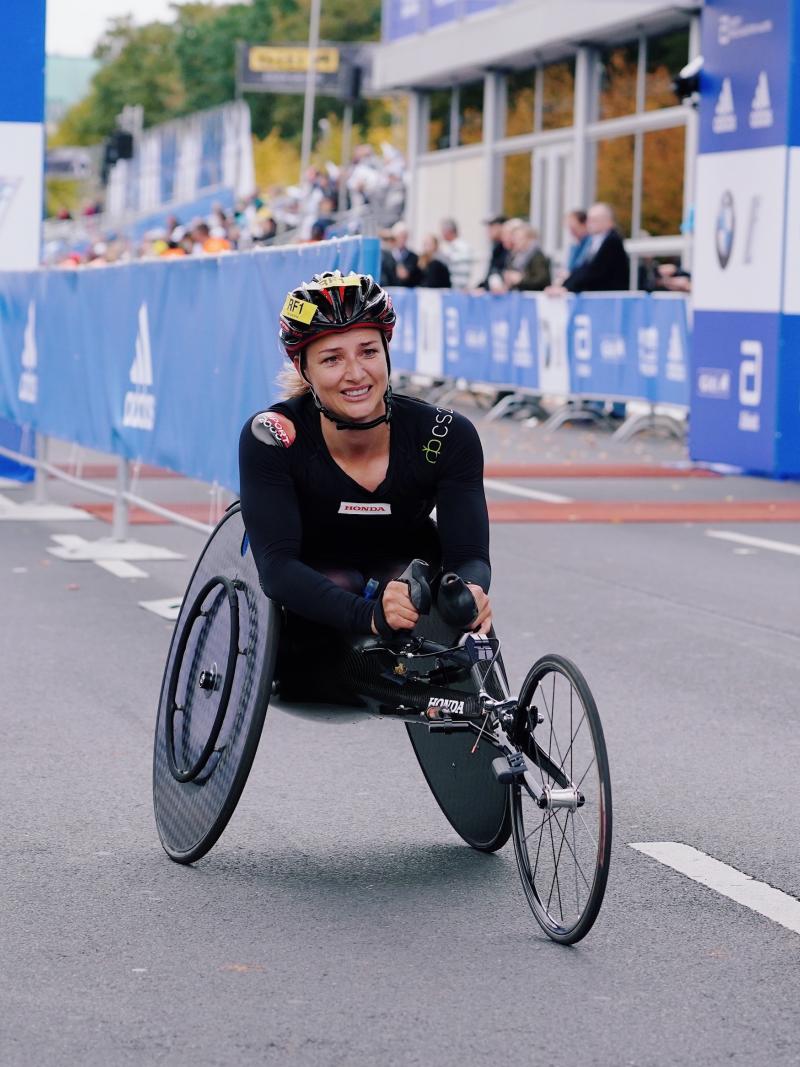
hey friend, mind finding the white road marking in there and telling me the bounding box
[706,529,800,557]
[48,534,183,562]
[483,478,572,504]
[95,559,149,579]
[0,494,91,521]
[139,596,183,621]
[630,842,800,936]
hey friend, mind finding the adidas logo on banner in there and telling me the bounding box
[749,71,774,129]
[123,302,156,430]
[712,77,737,134]
[17,300,38,404]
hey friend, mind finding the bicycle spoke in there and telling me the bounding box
[547,809,570,921]
[572,815,580,915]
[557,710,586,777]
[532,804,547,884]
[523,804,558,845]
[546,807,565,921]
[537,677,566,771]
[570,684,573,783]
[556,818,594,893]
[575,755,596,792]
[576,808,599,852]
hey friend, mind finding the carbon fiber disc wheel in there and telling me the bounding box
[153,505,279,864]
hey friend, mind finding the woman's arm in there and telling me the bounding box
[238,418,375,633]
[434,413,491,593]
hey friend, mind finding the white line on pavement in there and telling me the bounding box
[0,494,91,521]
[483,478,572,504]
[139,597,183,621]
[630,842,800,936]
[48,534,184,562]
[706,529,800,557]
[95,559,149,579]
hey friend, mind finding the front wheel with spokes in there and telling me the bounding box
[510,654,612,944]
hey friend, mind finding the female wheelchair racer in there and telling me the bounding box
[151,271,612,944]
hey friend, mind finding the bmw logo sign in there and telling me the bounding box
[715,190,735,269]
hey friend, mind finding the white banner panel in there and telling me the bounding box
[693,145,787,313]
[0,122,43,270]
[415,288,444,377]
[782,147,800,313]
[536,294,570,395]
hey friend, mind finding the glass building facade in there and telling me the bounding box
[375,2,698,285]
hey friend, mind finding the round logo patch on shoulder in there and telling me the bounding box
[251,412,296,448]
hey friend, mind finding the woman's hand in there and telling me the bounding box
[466,584,492,635]
[371,580,419,634]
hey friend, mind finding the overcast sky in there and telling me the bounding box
[46,0,235,58]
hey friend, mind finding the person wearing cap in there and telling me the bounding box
[477,215,509,290]
[238,270,493,658]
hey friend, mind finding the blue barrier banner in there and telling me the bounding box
[1,266,691,496]
[0,237,379,491]
[388,287,689,406]
[386,287,417,373]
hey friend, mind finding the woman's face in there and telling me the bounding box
[298,327,388,424]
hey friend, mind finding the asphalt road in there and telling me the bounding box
[2,416,800,1066]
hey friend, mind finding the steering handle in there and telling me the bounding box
[437,572,478,629]
[396,559,432,615]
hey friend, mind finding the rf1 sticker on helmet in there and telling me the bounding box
[282,295,317,324]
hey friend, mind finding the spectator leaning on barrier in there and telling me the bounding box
[503,222,551,292]
[565,209,591,272]
[417,234,451,288]
[556,202,630,293]
[478,214,509,289]
[439,218,475,289]
[389,221,421,287]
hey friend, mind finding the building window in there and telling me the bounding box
[641,126,685,235]
[501,152,532,218]
[458,80,484,145]
[427,89,452,151]
[595,134,634,237]
[505,68,535,137]
[598,41,639,120]
[542,58,575,130]
[645,29,689,111]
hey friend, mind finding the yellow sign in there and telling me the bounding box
[248,46,340,75]
[317,273,361,289]
[281,295,317,325]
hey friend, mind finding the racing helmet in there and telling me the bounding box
[278,271,395,358]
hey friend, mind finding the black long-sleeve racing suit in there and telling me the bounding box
[238,392,490,635]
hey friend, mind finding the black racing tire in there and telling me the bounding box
[510,654,612,944]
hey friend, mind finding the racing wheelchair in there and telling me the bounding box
[152,504,612,944]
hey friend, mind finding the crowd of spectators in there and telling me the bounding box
[43,141,409,269]
[45,157,691,296]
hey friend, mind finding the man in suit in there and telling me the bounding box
[390,221,421,287]
[558,202,630,292]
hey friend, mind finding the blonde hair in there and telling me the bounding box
[277,358,311,399]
